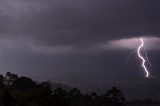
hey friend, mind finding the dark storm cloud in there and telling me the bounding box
[0,0,159,75]
[1,0,160,47]
[0,15,10,33]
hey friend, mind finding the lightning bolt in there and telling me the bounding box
[144,47,152,67]
[137,37,150,78]
[124,50,136,68]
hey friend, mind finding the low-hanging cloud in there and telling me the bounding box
[100,36,160,51]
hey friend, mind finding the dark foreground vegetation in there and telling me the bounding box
[0,72,158,106]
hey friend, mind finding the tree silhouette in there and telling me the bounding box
[106,87,126,106]
[12,76,36,91]
[5,72,18,87]
[1,89,14,106]
[52,87,70,106]
[69,88,84,106]
[0,74,4,88]
[2,72,159,106]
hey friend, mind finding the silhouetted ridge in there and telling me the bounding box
[0,72,158,106]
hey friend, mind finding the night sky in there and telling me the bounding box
[0,0,160,100]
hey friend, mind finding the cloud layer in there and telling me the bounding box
[106,36,160,50]
[0,0,160,48]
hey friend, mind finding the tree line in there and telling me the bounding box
[0,72,127,106]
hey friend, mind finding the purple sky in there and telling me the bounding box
[0,0,160,100]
